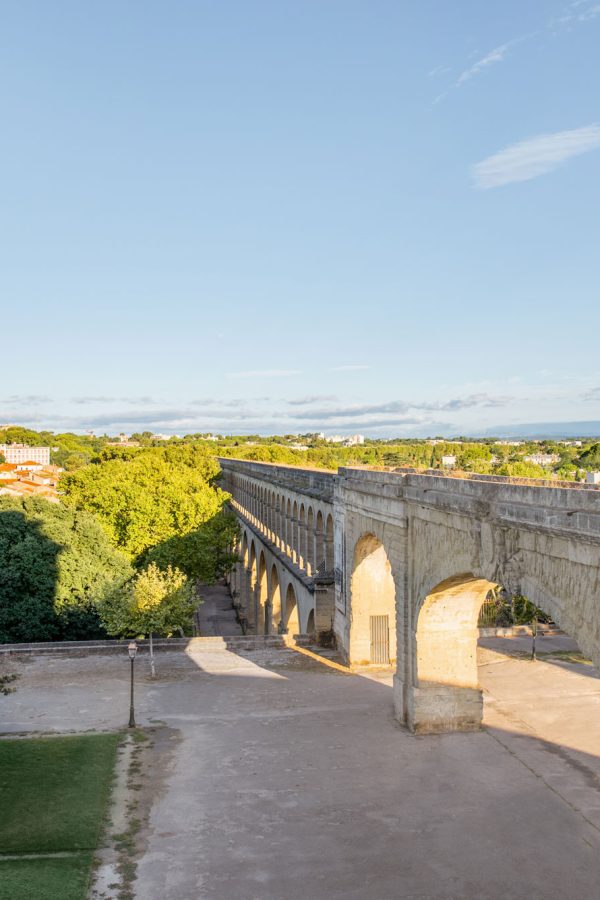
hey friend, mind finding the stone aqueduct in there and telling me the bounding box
[219,458,600,734]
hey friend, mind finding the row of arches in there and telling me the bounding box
[230,528,316,636]
[229,473,334,578]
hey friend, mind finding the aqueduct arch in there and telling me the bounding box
[410,574,496,733]
[269,564,281,634]
[248,541,258,631]
[349,534,396,666]
[257,552,268,635]
[283,584,300,634]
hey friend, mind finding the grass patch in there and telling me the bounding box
[0,733,120,900]
[0,733,119,854]
[0,854,93,900]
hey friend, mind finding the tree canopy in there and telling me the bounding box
[0,497,132,643]
[60,445,227,559]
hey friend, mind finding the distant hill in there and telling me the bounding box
[476,421,600,440]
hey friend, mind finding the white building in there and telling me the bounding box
[441,455,456,468]
[0,444,51,466]
[524,453,560,467]
[585,472,600,485]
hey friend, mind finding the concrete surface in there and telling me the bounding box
[196,583,244,637]
[2,633,600,899]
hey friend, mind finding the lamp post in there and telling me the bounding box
[128,642,137,728]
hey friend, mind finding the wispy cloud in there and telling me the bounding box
[226,369,301,379]
[0,394,51,404]
[287,395,338,406]
[428,65,451,78]
[433,2,600,104]
[330,365,370,372]
[456,40,520,86]
[71,395,155,405]
[473,124,600,188]
[553,0,600,26]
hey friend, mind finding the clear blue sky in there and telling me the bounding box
[2,1,599,436]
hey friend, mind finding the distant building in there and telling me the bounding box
[524,453,560,467]
[325,434,365,445]
[585,472,600,485]
[441,455,456,468]
[0,444,50,465]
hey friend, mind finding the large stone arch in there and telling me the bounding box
[349,533,397,666]
[408,573,494,734]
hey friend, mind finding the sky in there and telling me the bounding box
[1,0,600,437]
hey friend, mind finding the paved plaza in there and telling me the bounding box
[2,633,600,900]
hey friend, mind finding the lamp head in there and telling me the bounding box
[128,641,138,660]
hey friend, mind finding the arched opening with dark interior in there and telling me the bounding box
[269,565,281,634]
[283,583,300,635]
[292,501,298,564]
[315,510,324,572]
[248,542,258,631]
[298,504,306,570]
[257,551,268,635]
[349,534,396,666]
[325,514,334,573]
[306,507,315,575]
[306,609,315,635]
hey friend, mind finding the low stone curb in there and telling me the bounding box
[0,634,312,657]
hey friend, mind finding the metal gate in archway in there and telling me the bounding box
[370,614,390,664]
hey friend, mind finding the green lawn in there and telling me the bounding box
[0,855,94,900]
[0,733,120,900]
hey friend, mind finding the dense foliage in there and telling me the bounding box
[98,562,194,640]
[60,445,227,559]
[0,497,132,643]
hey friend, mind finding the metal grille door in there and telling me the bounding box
[370,615,390,664]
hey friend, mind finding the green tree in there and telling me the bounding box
[578,443,600,469]
[0,497,132,643]
[60,446,226,559]
[145,509,239,582]
[98,563,195,676]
